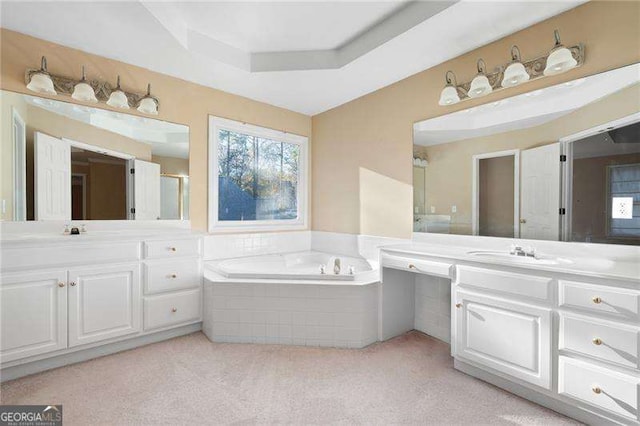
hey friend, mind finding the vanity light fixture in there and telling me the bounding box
[106,75,130,109]
[24,57,160,115]
[26,56,57,95]
[71,66,98,103]
[501,46,530,88]
[468,59,492,98]
[437,30,583,106]
[543,30,578,76]
[438,71,461,106]
[137,84,158,115]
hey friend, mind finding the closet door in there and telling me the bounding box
[34,132,71,220]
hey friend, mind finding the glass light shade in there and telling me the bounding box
[468,74,492,98]
[107,90,130,109]
[543,46,577,76]
[501,62,530,88]
[137,97,158,115]
[26,72,56,95]
[438,85,460,106]
[71,81,98,103]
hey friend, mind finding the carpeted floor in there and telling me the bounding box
[0,331,580,425]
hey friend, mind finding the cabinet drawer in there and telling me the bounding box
[144,239,200,259]
[144,258,201,295]
[456,265,552,301]
[560,314,639,370]
[144,289,201,331]
[559,280,640,321]
[559,356,639,421]
[382,253,452,278]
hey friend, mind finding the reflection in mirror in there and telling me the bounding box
[1,90,190,221]
[413,63,640,245]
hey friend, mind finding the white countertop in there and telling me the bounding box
[381,242,640,284]
[0,229,204,247]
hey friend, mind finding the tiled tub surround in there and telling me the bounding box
[203,277,379,348]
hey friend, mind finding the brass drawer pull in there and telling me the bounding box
[592,297,602,304]
[592,386,602,394]
[58,282,65,288]
[593,338,603,345]
[455,303,462,308]
[408,264,417,269]
[171,307,177,313]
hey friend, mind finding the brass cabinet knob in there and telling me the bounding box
[592,386,602,394]
[171,307,177,313]
[519,218,527,224]
[408,264,416,269]
[455,303,462,308]
[169,247,177,252]
[593,338,603,345]
[592,296,602,304]
[170,274,177,279]
[70,282,76,287]
[58,282,65,288]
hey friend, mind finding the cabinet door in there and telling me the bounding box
[68,263,141,347]
[0,270,68,363]
[454,289,552,389]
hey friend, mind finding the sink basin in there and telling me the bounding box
[467,250,572,265]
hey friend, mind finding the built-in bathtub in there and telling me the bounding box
[203,251,380,348]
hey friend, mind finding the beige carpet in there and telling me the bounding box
[1,331,579,425]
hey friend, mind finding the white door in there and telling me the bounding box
[520,143,561,240]
[134,159,161,220]
[0,270,68,363]
[454,289,552,389]
[68,263,141,347]
[35,132,71,220]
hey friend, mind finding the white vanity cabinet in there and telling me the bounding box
[0,270,68,363]
[68,263,141,347]
[380,245,640,425]
[454,289,552,389]
[0,233,203,379]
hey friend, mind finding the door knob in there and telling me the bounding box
[519,219,527,224]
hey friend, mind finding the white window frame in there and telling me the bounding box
[208,116,308,233]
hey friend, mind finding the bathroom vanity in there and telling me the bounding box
[380,241,640,426]
[0,230,203,381]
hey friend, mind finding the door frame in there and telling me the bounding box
[71,173,87,220]
[472,149,520,237]
[12,108,27,221]
[559,112,640,241]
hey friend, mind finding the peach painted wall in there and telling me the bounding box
[312,1,640,238]
[0,29,311,230]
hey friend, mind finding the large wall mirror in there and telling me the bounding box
[1,90,190,222]
[413,63,640,245]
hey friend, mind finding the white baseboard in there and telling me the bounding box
[0,323,202,382]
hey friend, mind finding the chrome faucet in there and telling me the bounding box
[333,258,341,275]
[510,244,536,257]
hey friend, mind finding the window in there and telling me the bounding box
[608,163,640,238]
[208,117,308,232]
